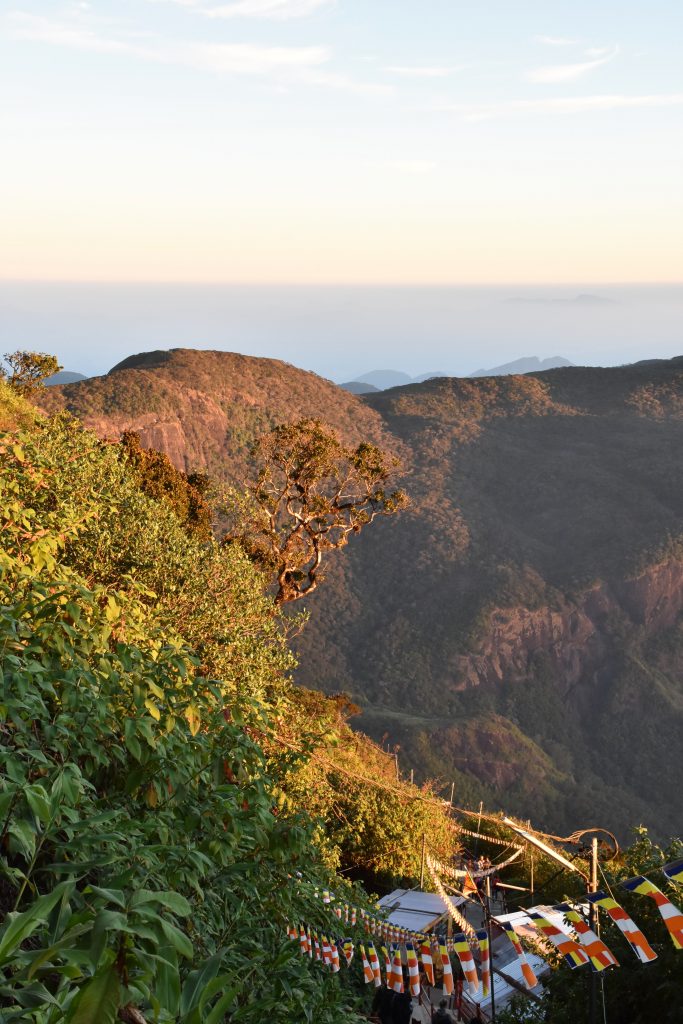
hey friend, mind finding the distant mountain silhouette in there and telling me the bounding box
[470,356,573,377]
[354,370,413,389]
[412,371,448,383]
[44,370,87,386]
[340,381,381,394]
[347,369,447,391]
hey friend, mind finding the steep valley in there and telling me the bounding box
[41,351,683,840]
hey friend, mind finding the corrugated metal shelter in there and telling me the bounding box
[378,888,466,933]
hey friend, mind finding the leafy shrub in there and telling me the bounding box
[0,430,373,1022]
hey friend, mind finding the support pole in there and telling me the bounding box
[485,875,496,1024]
[420,833,427,890]
[588,837,599,1024]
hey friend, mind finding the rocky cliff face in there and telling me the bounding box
[454,559,683,695]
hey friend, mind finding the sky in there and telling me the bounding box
[2,0,683,286]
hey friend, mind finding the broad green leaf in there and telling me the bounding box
[144,699,161,721]
[26,784,51,825]
[198,974,234,1013]
[8,818,36,859]
[86,886,127,909]
[179,954,223,1015]
[185,704,201,737]
[150,952,181,1015]
[27,922,93,980]
[204,987,238,1024]
[0,882,73,962]
[159,918,193,960]
[129,889,191,917]
[68,965,120,1024]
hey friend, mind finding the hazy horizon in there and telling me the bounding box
[2,281,681,383]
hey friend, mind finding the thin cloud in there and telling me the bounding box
[439,93,683,122]
[7,11,330,75]
[300,68,392,96]
[526,46,618,83]
[203,0,334,18]
[385,65,462,79]
[146,0,334,15]
[534,35,578,47]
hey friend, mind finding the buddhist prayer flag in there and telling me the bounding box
[389,949,404,993]
[463,870,479,898]
[342,939,354,967]
[360,945,375,984]
[452,933,480,995]
[367,942,382,987]
[321,935,332,967]
[287,924,298,942]
[587,892,657,964]
[555,904,619,972]
[330,941,341,973]
[500,922,538,988]
[439,942,454,996]
[419,940,435,986]
[476,930,491,998]
[313,932,322,961]
[621,876,683,950]
[406,943,421,997]
[662,859,683,886]
[299,925,309,956]
[528,911,590,969]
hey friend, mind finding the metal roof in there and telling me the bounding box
[378,888,464,933]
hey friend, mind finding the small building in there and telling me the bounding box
[378,888,462,934]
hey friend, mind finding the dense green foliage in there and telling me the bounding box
[0,424,384,1023]
[119,431,213,542]
[0,395,463,1019]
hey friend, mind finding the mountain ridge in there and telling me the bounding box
[39,348,683,839]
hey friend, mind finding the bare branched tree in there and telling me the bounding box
[225,419,408,604]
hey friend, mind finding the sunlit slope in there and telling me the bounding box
[295,359,683,838]
[39,347,399,478]
[41,350,683,838]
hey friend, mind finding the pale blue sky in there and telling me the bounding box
[2,0,682,283]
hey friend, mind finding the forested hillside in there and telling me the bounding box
[39,349,398,480]
[0,379,455,1022]
[41,352,683,841]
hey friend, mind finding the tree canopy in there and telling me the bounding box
[1,351,61,393]
[226,418,408,605]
